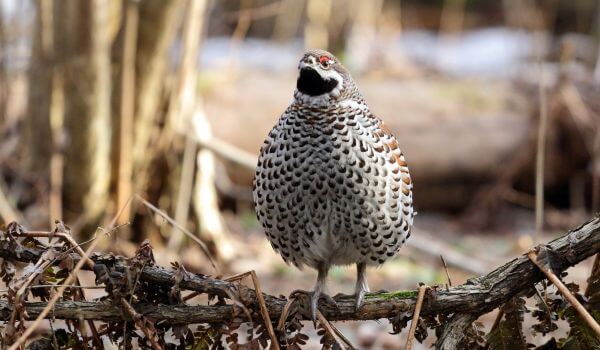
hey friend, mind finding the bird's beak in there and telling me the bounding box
[298,62,313,70]
[298,61,310,71]
[298,56,317,71]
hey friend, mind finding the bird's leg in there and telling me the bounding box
[355,262,370,311]
[307,262,328,324]
[289,263,336,324]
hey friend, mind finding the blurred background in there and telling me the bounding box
[0,0,599,347]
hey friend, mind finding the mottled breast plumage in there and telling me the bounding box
[253,95,414,269]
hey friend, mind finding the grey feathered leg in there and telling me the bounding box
[355,262,370,311]
[290,262,336,324]
[310,262,329,324]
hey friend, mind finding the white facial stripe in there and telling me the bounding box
[318,67,344,86]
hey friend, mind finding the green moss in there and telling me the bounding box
[272,264,290,278]
[365,290,418,300]
[238,210,260,230]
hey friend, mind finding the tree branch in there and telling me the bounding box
[435,313,477,350]
[0,217,598,324]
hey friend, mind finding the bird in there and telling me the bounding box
[252,49,414,322]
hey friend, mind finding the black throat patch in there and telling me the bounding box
[297,67,339,96]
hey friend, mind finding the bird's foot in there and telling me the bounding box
[354,285,371,312]
[290,289,337,307]
[355,289,366,312]
[354,262,370,312]
[289,289,337,324]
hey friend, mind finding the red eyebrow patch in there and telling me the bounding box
[319,55,331,64]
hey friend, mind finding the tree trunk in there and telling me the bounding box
[131,0,182,190]
[272,0,305,42]
[53,0,118,226]
[0,2,7,130]
[345,0,384,73]
[304,0,332,50]
[166,0,207,248]
[114,0,139,225]
[23,0,53,176]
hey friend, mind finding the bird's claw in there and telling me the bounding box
[354,285,371,312]
[319,292,338,308]
[289,289,310,300]
[289,289,337,325]
[355,289,366,312]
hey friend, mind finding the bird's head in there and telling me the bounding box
[295,49,352,103]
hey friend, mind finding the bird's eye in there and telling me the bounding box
[319,55,332,68]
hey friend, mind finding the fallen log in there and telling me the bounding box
[205,75,534,210]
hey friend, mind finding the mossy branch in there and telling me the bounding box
[0,217,598,326]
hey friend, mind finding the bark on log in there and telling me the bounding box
[435,313,477,350]
[0,217,598,324]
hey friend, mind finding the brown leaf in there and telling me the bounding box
[58,255,74,271]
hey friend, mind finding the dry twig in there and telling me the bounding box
[527,249,600,337]
[534,32,549,242]
[5,252,54,343]
[409,228,491,276]
[19,227,94,270]
[135,194,219,273]
[167,0,207,250]
[489,308,504,333]
[17,221,102,346]
[316,310,350,350]
[225,271,280,350]
[120,297,162,350]
[440,255,453,288]
[7,228,107,350]
[276,297,295,331]
[193,136,258,171]
[115,0,139,225]
[585,254,600,297]
[405,284,428,350]
[328,322,356,350]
